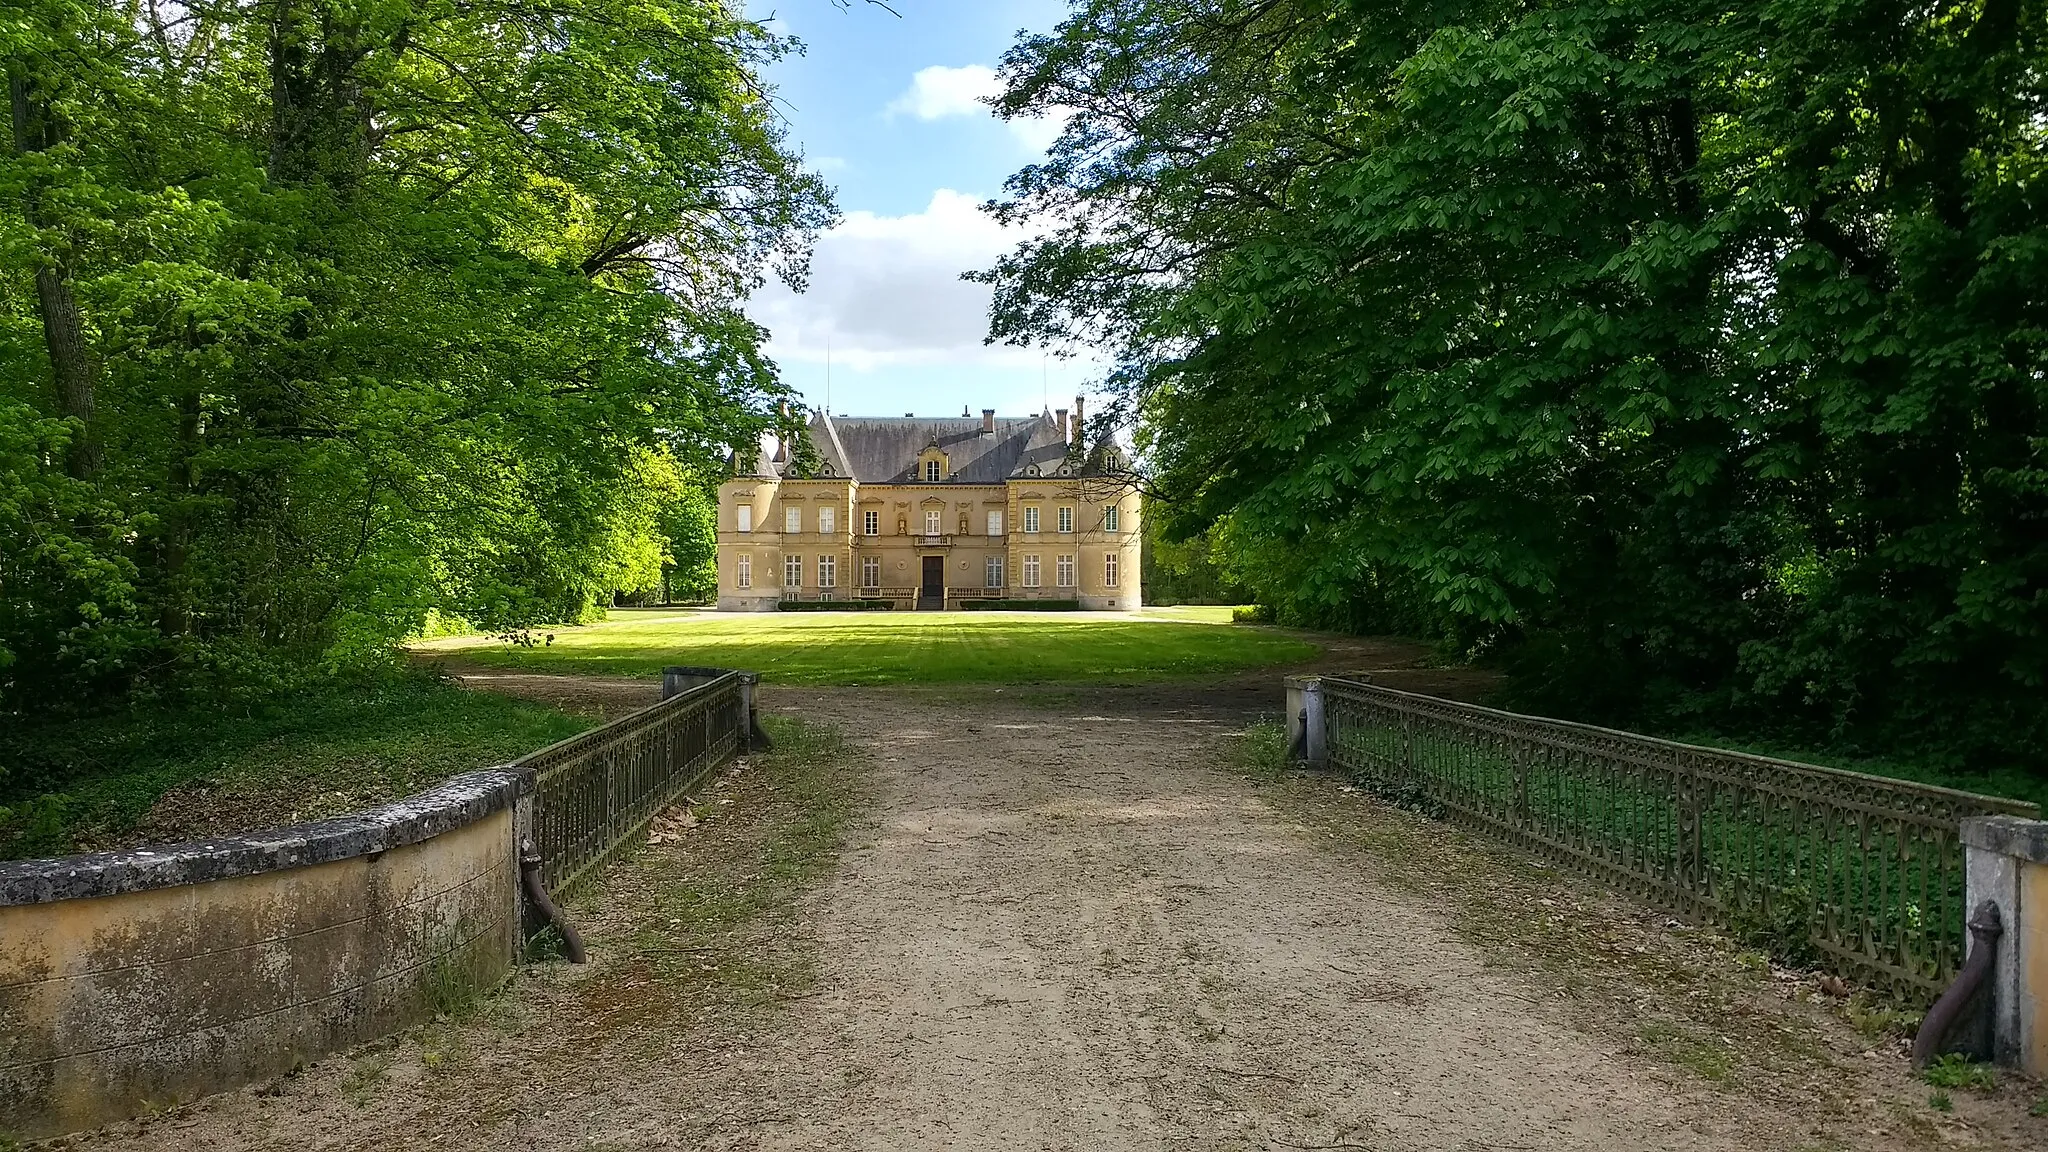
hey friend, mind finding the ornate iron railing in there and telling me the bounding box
[516,671,746,896]
[1320,678,2037,1002]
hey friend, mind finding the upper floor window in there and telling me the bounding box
[925,509,942,535]
[863,509,879,536]
[1023,506,1040,533]
[784,506,801,533]
[925,459,941,482]
[737,505,752,533]
[1103,506,1119,533]
[1057,506,1074,534]
[819,507,836,535]
[986,510,1003,536]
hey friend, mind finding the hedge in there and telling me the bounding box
[959,599,1083,611]
[777,599,894,612]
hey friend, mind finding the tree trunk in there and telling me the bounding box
[9,63,100,479]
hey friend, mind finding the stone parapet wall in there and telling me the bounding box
[0,769,528,1138]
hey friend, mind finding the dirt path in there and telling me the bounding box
[751,688,1757,1150]
[70,673,2040,1151]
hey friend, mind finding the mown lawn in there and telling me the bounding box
[0,674,591,860]
[419,609,1318,686]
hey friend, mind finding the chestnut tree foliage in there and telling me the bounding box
[2,0,829,708]
[983,0,2048,768]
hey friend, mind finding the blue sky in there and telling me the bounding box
[744,0,1099,422]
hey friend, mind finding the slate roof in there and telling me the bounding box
[742,412,1094,483]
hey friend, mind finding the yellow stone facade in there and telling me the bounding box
[716,408,1141,611]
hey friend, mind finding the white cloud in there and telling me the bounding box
[751,189,1087,373]
[886,64,1000,120]
[1007,114,1066,154]
[885,64,1066,153]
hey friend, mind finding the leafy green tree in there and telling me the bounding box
[662,474,721,603]
[1,0,832,709]
[1140,510,1249,606]
[982,0,2048,771]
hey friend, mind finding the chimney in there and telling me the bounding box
[962,404,970,417]
[981,408,996,435]
[1055,407,1068,441]
[1072,395,1085,449]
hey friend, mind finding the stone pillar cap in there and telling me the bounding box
[1961,815,2048,863]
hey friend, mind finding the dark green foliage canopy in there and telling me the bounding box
[2,0,831,709]
[982,0,2048,770]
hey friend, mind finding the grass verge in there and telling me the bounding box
[0,671,592,859]
[595,714,862,1014]
[416,611,1319,686]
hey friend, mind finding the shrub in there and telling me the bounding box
[1232,604,1275,623]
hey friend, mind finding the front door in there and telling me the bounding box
[920,556,945,608]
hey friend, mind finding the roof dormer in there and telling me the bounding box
[917,440,949,483]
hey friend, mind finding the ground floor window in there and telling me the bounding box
[985,555,1005,588]
[1056,554,1075,588]
[818,555,836,588]
[1105,553,1119,587]
[1022,554,1040,588]
[862,556,880,587]
[736,554,752,589]
[784,554,802,587]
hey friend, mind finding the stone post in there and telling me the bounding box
[661,665,726,699]
[1960,815,2048,1074]
[1283,675,1326,767]
[737,670,772,751]
[510,775,538,945]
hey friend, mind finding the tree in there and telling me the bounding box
[1,0,833,709]
[981,0,2048,771]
